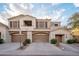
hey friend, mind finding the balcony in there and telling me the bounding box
[36,22,48,29]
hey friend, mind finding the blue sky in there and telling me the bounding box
[0,3,79,26]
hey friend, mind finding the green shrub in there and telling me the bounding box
[23,39,31,46]
[76,41,79,43]
[73,38,79,43]
[50,39,57,44]
[0,39,4,44]
[67,39,76,44]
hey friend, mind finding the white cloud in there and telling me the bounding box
[1,3,34,18]
[31,4,66,20]
[32,9,48,19]
[6,4,33,16]
[73,3,79,7]
[31,4,51,19]
[36,15,51,19]
[1,3,65,20]
[0,3,35,25]
[51,3,59,6]
[0,3,66,26]
[51,9,66,21]
[0,14,8,25]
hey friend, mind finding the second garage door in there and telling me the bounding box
[32,33,49,42]
[11,34,26,42]
[11,31,27,42]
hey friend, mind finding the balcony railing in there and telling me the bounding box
[36,21,48,29]
[36,26,48,29]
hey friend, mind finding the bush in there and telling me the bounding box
[76,41,79,43]
[50,39,57,44]
[0,39,4,44]
[23,39,31,46]
[67,39,76,44]
[73,38,79,43]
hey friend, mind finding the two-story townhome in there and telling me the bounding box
[50,22,72,43]
[8,14,72,43]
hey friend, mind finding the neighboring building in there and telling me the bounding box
[0,22,10,42]
[8,14,72,43]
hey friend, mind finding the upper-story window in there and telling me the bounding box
[10,21,12,28]
[36,21,47,29]
[10,21,20,29]
[45,22,47,28]
[54,24,58,27]
[24,21,32,26]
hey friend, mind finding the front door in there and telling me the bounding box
[55,34,64,42]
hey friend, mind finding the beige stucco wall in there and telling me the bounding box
[9,15,36,31]
[50,29,72,43]
[51,22,61,30]
[0,24,11,43]
[9,15,51,32]
[20,16,36,31]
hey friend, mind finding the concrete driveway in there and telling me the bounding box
[0,43,20,52]
[0,43,79,56]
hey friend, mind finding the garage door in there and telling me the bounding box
[11,34,26,42]
[32,33,49,42]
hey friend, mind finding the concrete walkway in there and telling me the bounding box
[60,43,79,53]
[68,44,79,50]
[0,43,79,56]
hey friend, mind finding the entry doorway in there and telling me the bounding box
[55,34,64,42]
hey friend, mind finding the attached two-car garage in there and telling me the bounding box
[10,31,49,43]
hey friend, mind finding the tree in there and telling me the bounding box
[69,13,79,42]
[69,13,79,29]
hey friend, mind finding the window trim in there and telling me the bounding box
[10,21,20,29]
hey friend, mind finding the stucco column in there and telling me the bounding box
[27,31,32,43]
[49,32,55,43]
[49,32,51,43]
